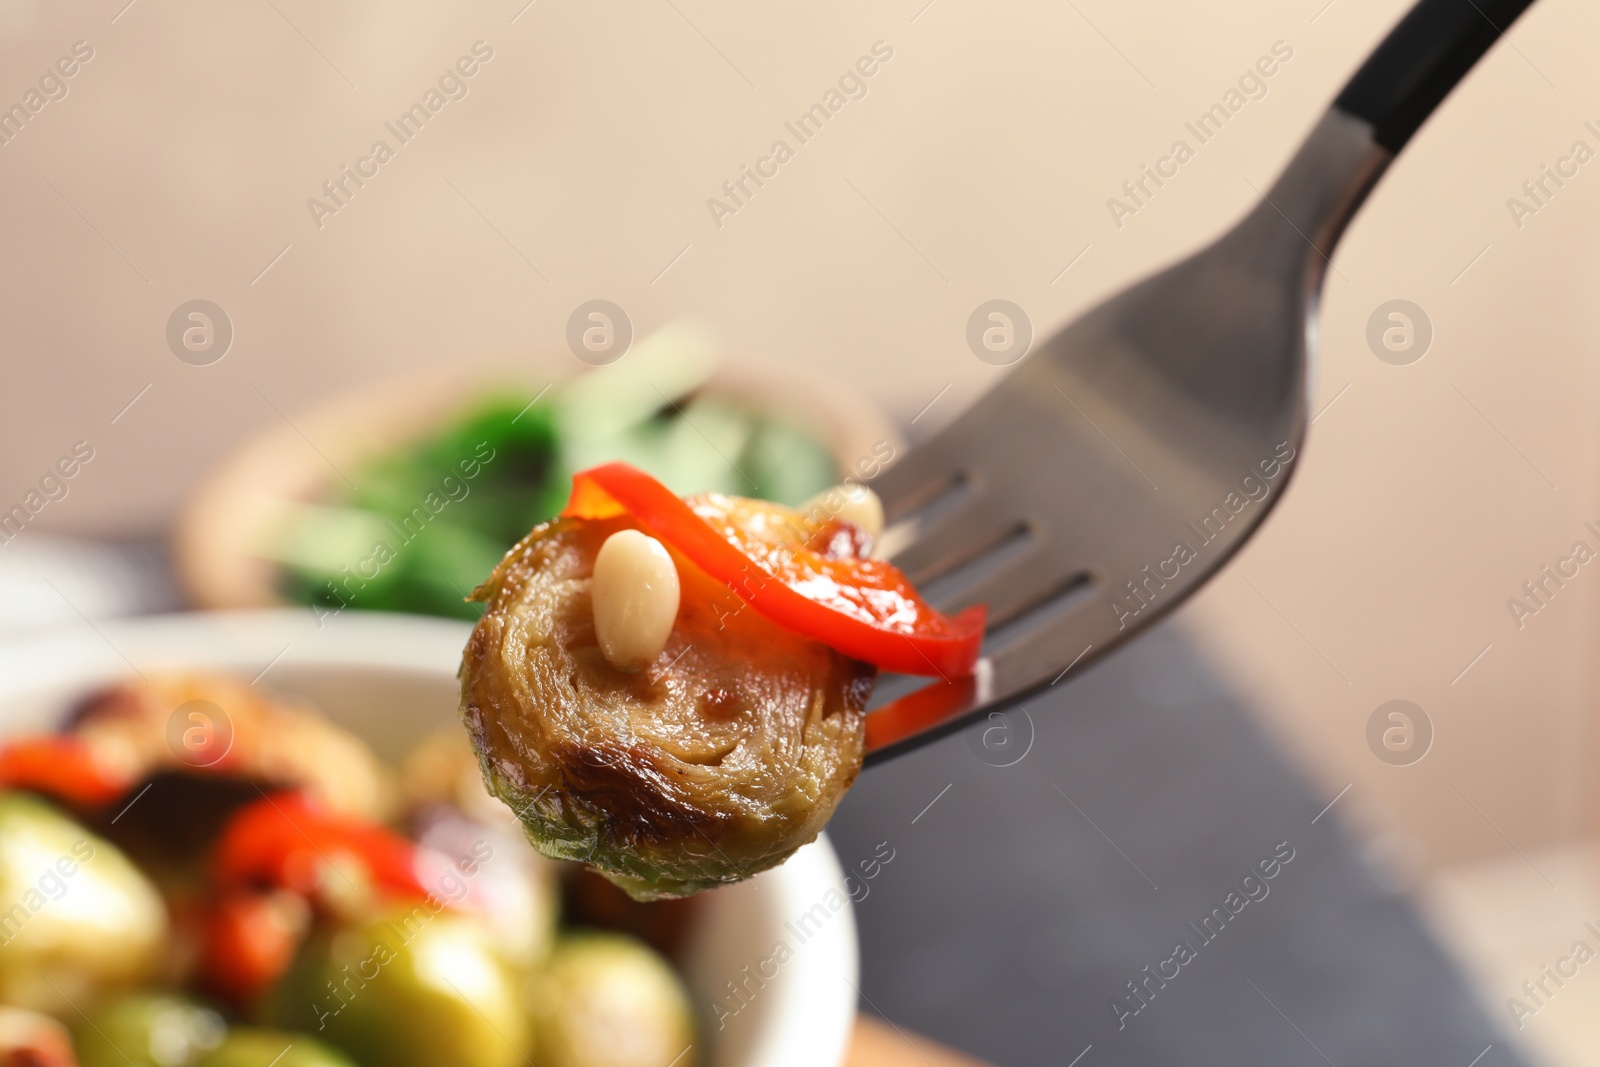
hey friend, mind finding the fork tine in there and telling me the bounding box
[863,668,987,762]
[914,523,1045,615]
[870,435,974,523]
[887,500,1027,587]
[933,542,1092,625]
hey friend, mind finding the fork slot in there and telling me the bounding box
[862,668,988,764]
[881,467,977,526]
[864,670,928,711]
[981,571,1098,653]
[915,521,1040,610]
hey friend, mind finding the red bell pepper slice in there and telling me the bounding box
[0,736,131,807]
[213,792,431,904]
[198,890,306,1005]
[561,463,986,677]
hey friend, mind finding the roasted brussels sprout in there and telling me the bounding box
[460,498,872,899]
[270,908,529,1067]
[72,994,224,1067]
[400,729,512,826]
[0,794,168,1013]
[529,934,695,1067]
[197,1030,355,1067]
[70,674,391,820]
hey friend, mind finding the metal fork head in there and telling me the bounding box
[863,112,1391,763]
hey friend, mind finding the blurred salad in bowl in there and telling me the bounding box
[195,322,870,621]
[0,671,701,1067]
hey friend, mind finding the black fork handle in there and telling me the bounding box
[1334,0,1539,152]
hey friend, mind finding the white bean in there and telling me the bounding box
[591,530,681,671]
[802,483,885,539]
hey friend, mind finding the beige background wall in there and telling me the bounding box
[0,0,1595,869]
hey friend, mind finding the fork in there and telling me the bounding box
[863,0,1539,763]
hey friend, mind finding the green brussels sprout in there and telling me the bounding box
[270,907,529,1067]
[529,934,695,1067]
[0,793,168,1013]
[197,1029,357,1067]
[73,994,225,1067]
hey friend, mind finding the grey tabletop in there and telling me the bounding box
[827,620,1528,1067]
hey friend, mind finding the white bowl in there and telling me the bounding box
[0,609,859,1067]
